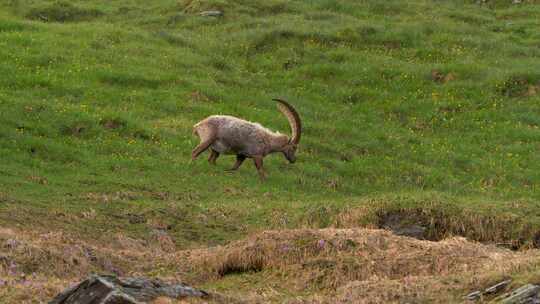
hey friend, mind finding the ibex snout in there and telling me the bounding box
[288,156,296,163]
[283,144,297,163]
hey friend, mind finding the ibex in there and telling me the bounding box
[191,98,302,180]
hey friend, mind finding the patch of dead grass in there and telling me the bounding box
[188,228,540,302]
[2,226,540,303]
[192,229,520,284]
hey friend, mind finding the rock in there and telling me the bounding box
[465,290,482,301]
[49,275,209,304]
[465,279,512,301]
[199,10,223,17]
[485,279,512,295]
[379,212,428,240]
[391,224,427,239]
[496,284,540,304]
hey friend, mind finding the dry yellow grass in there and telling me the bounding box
[2,226,540,303]
[0,226,188,303]
[195,228,517,280]
[189,229,540,302]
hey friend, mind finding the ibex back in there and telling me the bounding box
[191,99,302,180]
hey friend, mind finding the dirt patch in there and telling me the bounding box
[181,0,229,14]
[431,70,456,84]
[61,122,90,137]
[100,118,126,130]
[500,75,540,97]
[26,2,104,23]
[180,0,293,17]
[98,118,157,141]
[189,90,212,103]
[27,175,48,185]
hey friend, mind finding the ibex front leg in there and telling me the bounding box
[192,139,214,161]
[253,156,266,181]
[208,150,219,165]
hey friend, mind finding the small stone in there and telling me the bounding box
[465,290,481,301]
[199,10,223,17]
[384,224,427,239]
[484,279,511,295]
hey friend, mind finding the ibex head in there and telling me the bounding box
[273,98,302,164]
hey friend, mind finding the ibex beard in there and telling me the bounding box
[191,98,302,180]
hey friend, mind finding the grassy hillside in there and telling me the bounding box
[1,0,540,302]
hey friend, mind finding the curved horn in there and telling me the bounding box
[273,98,302,144]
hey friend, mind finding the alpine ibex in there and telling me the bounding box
[191,98,302,180]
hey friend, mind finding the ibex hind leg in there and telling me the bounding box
[227,155,246,171]
[253,156,266,181]
[191,126,216,161]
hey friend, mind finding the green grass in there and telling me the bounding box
[1,0,540,248]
